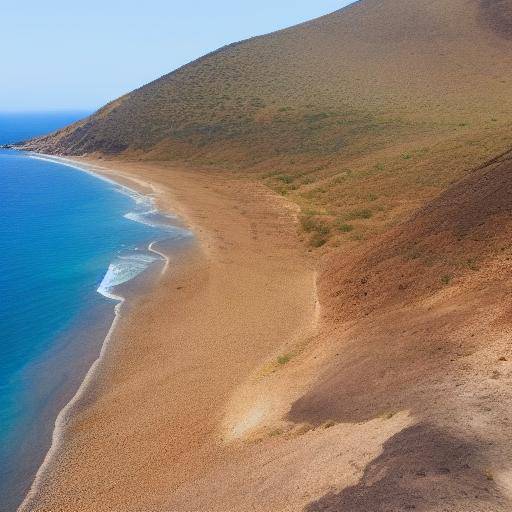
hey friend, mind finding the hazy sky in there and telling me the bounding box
[1,1,354,112]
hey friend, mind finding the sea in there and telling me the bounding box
[0,112,191,511]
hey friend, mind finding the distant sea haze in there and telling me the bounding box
[0,113,191,511]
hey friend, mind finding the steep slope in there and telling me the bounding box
[287,148,512,511]
[24,0,512,156]
[22,0,512,158]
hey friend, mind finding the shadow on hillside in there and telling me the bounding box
[287,298,482,426]
[304,422,506,512]
[289,150,512,510]
[286,150,512,421]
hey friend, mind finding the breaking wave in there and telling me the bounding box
[97,252,161,300]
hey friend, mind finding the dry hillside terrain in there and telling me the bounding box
[18,0,512,510]
[21,0,512,247]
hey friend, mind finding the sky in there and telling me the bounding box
[0,1,354,112]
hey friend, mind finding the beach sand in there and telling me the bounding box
[19,159,326,511]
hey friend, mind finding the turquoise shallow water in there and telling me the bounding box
[0,115,191,510]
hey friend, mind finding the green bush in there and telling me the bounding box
[338,223,354,233]
[346,208,373,220]
[301,216,330,235]
[277,354,292,365]
[441,274,452,285]
[276,174,294,184]
[310,233,329,247]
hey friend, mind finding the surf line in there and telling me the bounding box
[18,286,124,510]
[17,157,175,511]
[149,241,170,275]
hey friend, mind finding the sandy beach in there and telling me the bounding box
[19,158,323,511]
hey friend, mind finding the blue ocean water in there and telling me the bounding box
[0,111,91,145]
[0,114,190,510]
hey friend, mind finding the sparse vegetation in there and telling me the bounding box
[337,223,354,233]
[300,215,329,235]
[345,208,373,221]
[300,214,331,247]
[23,0,512,253]
[441,275,452,285]
[22,5,512,511]
[277,354,292,365]
[276,174,294,184]
[309,233,329,247]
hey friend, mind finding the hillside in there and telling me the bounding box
[21,0,512,247]
[288,147,512,511]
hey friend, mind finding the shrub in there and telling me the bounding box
[338,223,354,233]
[301,216,316,233]
[277,354,292,365]
[276,174,294,184]
[346,208,373,220]
[301,216,330,235]
[310,233,329,247]
[441,275,452,285]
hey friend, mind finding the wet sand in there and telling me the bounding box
[20,159,319,511]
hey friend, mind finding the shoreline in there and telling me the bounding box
[18,154,193,511]
[19,155,320,511]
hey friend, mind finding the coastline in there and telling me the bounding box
[17,154,193,511]
[19,156,320,511]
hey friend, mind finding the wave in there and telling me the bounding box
[97,252,161,300]
[115,185,155,208]
[28,153,192,298]
[17,151,196,511]
[123,210,184,231]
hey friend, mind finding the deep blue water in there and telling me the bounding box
[0,114,190,510]
[0,111,91,145]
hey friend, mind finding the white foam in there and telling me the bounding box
[97,253,160,299]
[27,154,159,216]
[17,152,194,511]
[123,211,183,231]
[124,211,164,228]
[115,185,154,208]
